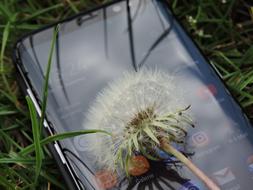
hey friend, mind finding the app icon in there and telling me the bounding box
[213,167,235,186]
[178,181,200,190]
[247,155,253,173]
[128,155,150,176]
[197,84,217,100]
[95,170,117,190]
[191,131,209,147]
[73,136,89,151]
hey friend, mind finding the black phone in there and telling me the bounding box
[13,0,253,190]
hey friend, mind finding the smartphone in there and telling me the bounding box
[13,0,253,189]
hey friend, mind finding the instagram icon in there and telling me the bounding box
[191,131,209,147]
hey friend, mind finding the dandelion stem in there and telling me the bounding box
[160,138,220,190]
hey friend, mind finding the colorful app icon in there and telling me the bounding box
[213,167,235,186]
[128,155,150,176]
[178,180,200,190]
[197,84,217,100]
[191,131,209,147]
[95,170,118,190]
[247,155,253,173]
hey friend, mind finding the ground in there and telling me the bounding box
[0,0,252,189]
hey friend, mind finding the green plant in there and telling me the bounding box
[0,0,252,189]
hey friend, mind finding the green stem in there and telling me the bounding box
[160,138,220,190]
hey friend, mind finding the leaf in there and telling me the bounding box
[19,129,110,156]
[0,124,20,132]
[40,170,66,190]
[0,157,37,164]
[23,26,59,187]
[0,4,11,20]
[214,51,239,71]
[39,25,59,132]
[65,0,79,13]
[0,130,22,150]
[238,70,253,91]
[240,45,253,65]
[0,175,16,190]
[26,96,43,185]
[1,165,30,187]
[21,4,63,22]
[0,110,17,116]
[0,22,10,66]
[0,21,17,105]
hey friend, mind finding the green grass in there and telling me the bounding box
[0,0,253,189]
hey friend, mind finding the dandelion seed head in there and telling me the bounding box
[81,69,190,172]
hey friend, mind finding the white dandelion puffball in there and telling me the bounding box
[80,69,188,171]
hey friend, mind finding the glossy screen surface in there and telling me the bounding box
[17,0,253,189]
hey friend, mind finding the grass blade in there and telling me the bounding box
[39,25,59,132]
[21,4,63,22]
[0,21,17,105]
[0,175,17,190]
[19,130,110,156]
[26,96,43,185]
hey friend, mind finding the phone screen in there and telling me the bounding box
[16,0,253,189]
